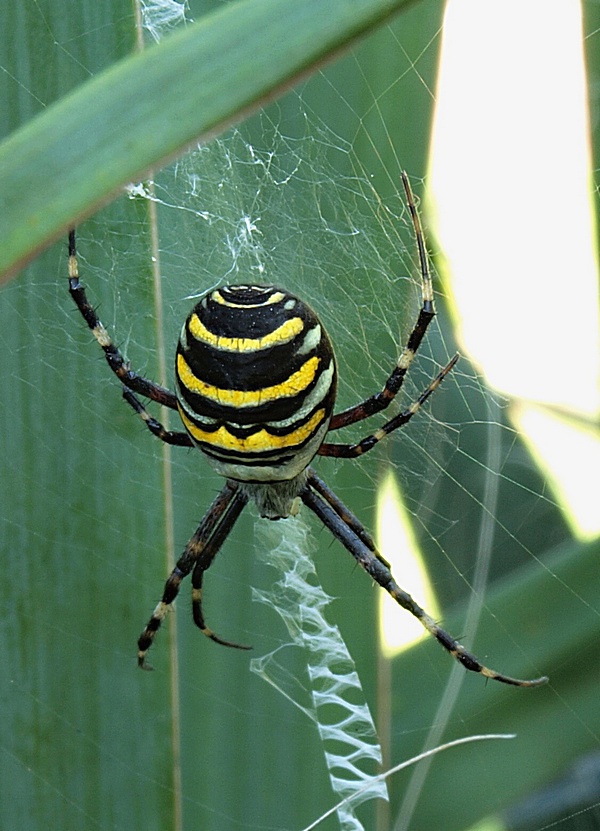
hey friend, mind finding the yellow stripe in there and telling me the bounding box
[188,313,304,352]
[212,289,285,309]
[177,353,320,407]
[179,408,326,453]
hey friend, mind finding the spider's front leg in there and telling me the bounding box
[137,481,250,669]
[67,229,179,410]
[302,471,548,688]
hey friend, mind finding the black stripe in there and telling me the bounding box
[178,337,311,390]
[176,358,335,424]
[199,287,294,338]
[181,396,331,439]
[200,445,297,466]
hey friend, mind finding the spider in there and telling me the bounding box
[67,171,547,686]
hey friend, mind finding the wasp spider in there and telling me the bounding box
[67,172,547,685]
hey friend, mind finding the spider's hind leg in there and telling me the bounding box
[302,470,548,688]
[137,481,249,668]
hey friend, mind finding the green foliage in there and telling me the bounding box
[0,0,417,282]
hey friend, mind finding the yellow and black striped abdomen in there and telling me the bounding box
[175,285,337,483]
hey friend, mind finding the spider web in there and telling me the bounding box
[1,2,599,831]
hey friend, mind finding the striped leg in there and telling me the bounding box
[328,171,436,432]
[190,492,252,650]
[137,481,248,669]
[318,353,458,458]
[122,388,193,447]
[68,229,178,410]
[301,470,548,688]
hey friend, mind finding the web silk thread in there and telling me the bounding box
[251,518,388,831]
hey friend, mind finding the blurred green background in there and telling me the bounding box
[1,2,599,830]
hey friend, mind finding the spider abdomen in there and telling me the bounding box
[175,285,337,483]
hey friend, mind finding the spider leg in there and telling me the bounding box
[319,353,458,458]
[122,388,193,447]
[302,470,548,688]
[328,171,435,432]
[190,489,251,651]
[137,481,249,669]
[308,470,390,567]
[68,229,179,410]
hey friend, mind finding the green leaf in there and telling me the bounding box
[386,534,600,830]
[0,0,418,283]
